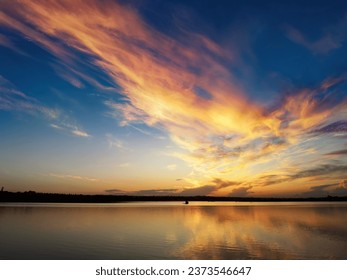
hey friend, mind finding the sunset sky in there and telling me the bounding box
[1,0,347,197]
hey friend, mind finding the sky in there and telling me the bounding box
[0,0,347,197]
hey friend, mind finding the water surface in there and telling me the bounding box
[1,202,347,259]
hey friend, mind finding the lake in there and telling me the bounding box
[1,202,347,259]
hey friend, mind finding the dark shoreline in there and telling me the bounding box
[1,191,347,203]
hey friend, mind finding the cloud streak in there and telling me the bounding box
[285,14,347,54]
[49,173,100,182]
[0,75,90,137]
[324,149,347,156]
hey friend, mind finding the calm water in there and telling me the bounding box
[1,202,347,259]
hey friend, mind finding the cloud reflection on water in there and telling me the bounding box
[0,203,347,259]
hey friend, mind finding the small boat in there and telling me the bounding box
[184,200,189,204]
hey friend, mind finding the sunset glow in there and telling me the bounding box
[1,0,347,197]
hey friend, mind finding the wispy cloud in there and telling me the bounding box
[49,173,100,182]
[285,14,347,54]
[250,164,347,196]
[104,188,126,194]
[324,149,347,156]
[131,189,179,196]
[105,188,178,196]
[292,164,347,180]
[103,178,243,196]
[106,133,129,150]
[71,128,90,138]
[0,33,28,56]
[313,121,347,134]
[0,75,90,137]
[54,67,85,89]
[50,123,90,138]
[285,26,341,54]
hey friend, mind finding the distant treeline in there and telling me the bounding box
[1,190,347,203]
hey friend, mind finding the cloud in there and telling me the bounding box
[0,75,61,121]
[1,0,347,190]
[104,188,126,194]
[303,184,335,197]
[331,179,347,196]
[292,164,347,180]
[0,33,14,48]
[0,75,47,112]
[49,173,100,182]
[285,26,341,54]
[132,189,179,196]
[104,188,179,196]
[104,178,240,197]
[324,149,347,156]
[302,183,347,197]
[49,120,90,137]
[212,178,240,188]
[50,122,90,138]
[229,186,253,197]
[178,178,242,196]
[179,185,217,196]
[254,174,291,187]
[106,134,129,150]
[71,128,90,138]
[285,15,347,54]
[332,186,347,196]
[313,121,347,134]
[0,75,90,137]
[0,33,28,56]
[55,67,85,89]
[245,163,347,197]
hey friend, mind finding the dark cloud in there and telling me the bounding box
[292,164,347,179]
[325,149,347,156]
[303,184,336,197]
[333,186,347,196]
[179,185,216,196]
[104,179,238,197]
[303,182,347,197]
[313,121,347,134]
[104,189,126,194]
[255,174,291,187]
[212,178,240,188]
[105,188,179,196]
[176,178,241,196]
[229,186,253,197]
[254,164,347,190]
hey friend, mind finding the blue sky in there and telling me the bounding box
[0,0,347,196]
